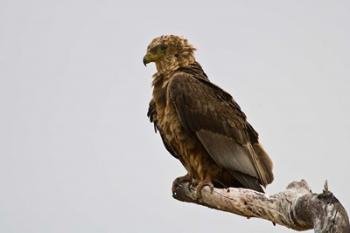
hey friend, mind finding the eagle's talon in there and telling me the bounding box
[188,179,198,191]
[173,174,193,187]
[188,183,193,192]
[173,174,194,195]
[195,180,214,200]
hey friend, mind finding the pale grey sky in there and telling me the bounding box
[0,0,349,233]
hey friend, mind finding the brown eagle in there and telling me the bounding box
[144,35,273,197]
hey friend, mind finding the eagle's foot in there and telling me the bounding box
[172,174,194,193]
[195,180,214,200]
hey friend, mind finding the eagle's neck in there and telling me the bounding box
[152,54,196,86]
[151,61,207,125]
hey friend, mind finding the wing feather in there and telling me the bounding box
[168,72,273,187]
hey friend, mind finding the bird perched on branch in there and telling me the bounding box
[144,35,273,198]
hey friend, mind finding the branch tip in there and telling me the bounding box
[323,180,329,193]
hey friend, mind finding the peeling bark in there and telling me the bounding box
[172,179,350,233]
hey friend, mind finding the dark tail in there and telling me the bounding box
[230,171,264,193]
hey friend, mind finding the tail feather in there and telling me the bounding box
[230,171,264,193]
[253,143,274,185]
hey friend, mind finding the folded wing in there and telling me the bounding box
[168,72,273,190]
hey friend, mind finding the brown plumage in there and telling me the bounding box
[144,35,273,196]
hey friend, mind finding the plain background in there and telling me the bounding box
[0,0,349,232]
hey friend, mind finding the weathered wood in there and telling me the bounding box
[172,179,350,233]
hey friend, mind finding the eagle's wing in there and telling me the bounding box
[168,72,273,189]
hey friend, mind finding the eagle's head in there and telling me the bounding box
[143,35,196,74]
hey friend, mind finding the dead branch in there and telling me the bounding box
[172,179,350,233]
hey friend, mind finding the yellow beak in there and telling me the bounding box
[143,52,159,66]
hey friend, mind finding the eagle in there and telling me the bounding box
[144,35,273,197]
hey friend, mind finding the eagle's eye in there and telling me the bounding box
[150,44,167,55]
[159,44,168,51]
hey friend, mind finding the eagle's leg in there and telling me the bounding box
[190,152,217,199]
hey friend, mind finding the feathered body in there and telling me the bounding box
[144,35,273,194]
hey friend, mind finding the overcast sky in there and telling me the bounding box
[0,0,349,233]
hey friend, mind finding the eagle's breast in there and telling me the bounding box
[152,75,197,160]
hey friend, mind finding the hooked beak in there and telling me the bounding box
[143,52,158,66]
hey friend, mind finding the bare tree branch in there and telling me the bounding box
[172,179,350,233]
